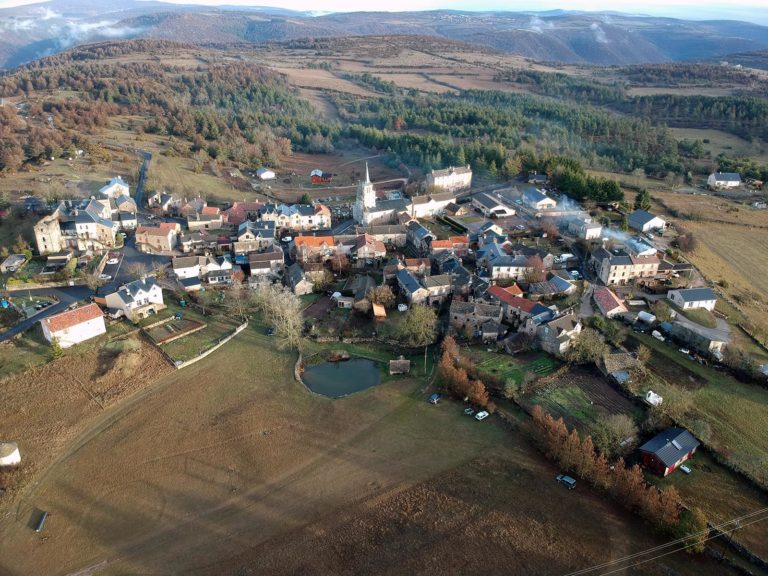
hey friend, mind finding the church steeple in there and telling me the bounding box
[353,162,377,224]
[365,162,370,184]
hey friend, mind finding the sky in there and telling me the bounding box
[0,0,766,23]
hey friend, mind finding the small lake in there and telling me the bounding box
[302,358,381,398]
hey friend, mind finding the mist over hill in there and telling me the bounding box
[2,1,768,69]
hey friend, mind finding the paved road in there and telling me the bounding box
[0,286,93,342]
[674,313,731,343]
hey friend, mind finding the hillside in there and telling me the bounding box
[2,2,768,69]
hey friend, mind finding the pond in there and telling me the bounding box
[302,358,381,398]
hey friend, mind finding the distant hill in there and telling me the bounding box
[2,1,768,69]
[705,49,768,71]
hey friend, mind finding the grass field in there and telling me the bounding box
[669,128,768,163]
[0,324,736,576]
[159,312,242,363]
[633,332,768,487]
[468,348,559,385]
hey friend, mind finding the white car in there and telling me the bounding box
[106,258,119,265]
[679,348,690,355]
[282,236,293,243]
[679,465,692,475]
[474,411,489,421]
[99,273,112,280]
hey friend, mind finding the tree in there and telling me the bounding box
[651,300,672,323]
[227,281,256,321]
[636,344,651,365]
[367,285,395,308]
[593,414,638,457]
[634,188,652,211]
[124,261,149,280]
[676,507,708,553]
[397,306,437,372]
[523,255,546,283]
[566,328,608,365]
[299,193,313,205]
[252,283,304,351]
[48,338,64,361]
[540,219,559,239]
[330,252,349,275]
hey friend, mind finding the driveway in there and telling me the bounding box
[134,150,152,208]
[99,235,171,293]
[0,285,93,341]
[674,313,731,343]
[578,284,594,319]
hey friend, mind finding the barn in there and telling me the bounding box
[311,169,334,184]
[638,428,699,476]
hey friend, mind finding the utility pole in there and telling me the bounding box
[720,519,740,564]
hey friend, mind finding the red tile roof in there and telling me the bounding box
[201,206,220,216]
[42,303,103,333]
[223,202,264,225]
[487,284,524,305]
[504,295,540,313]
[295,236,335,248]
[593,286,625,314]
[136,222,178,236]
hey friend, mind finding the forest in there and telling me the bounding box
[1,39,767,184]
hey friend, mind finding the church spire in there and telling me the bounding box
[365,162,370,184]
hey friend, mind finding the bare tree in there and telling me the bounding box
[397,306,437,372]
[523,255,546,283]
[367,285,395,308]
[252,283,304,351]
[331,252,350,274]
[124,261,149,280]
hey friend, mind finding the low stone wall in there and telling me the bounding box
[6,279,87,291]
[173,321,248,370]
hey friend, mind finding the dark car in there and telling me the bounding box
[266,327,275,336]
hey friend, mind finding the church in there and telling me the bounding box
[353,164,455,225]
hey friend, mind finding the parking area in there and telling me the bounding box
[100,251,123,282]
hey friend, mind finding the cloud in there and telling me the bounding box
[46,19,146,48]
[1,17,36,31]
[589,22,608,43]
[528,16,554,34]
[40,8,61,20]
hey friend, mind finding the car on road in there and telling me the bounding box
[428,393,441,405]
[106,258,119,265]
[556,474,577,489]
[282,236,293,243]
[464,407,475,416]
[474,410,489,421]
[99,274,112,280]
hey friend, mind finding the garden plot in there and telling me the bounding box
[144,317,207,345]
[521,366,642,434]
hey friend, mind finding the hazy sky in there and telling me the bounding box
[0,0,766,23]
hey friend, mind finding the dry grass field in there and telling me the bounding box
[670,128,768,163]
[626,86,739,97]
[273,68,376,97]
[652,190,768,228]
[0,326,736,576]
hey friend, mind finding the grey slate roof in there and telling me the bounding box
[628,209,664,229]
[671,287,717,302]
[639,428,700,468]
[397,269,423,294]
[711,172,741,182]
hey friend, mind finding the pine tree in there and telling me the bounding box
[634,188,652,211]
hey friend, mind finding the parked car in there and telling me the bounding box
[679,348,690,355]
[679,465,692,475]
[99,274,112,280]
[651,330,665,342]
[106,258,119,265]
[464,407,475,416]
[428,393,442,405]
[556,474,577,489]
[474,410,489,421]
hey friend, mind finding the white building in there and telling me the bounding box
[668,287,717,312]
[0,442,21,467]
[408,191,456,219]
[522,188,557,211]
[41,303,106,348]
[568,217,602,240]
[425,165,472,193]
[99,176,130,199]
[627,210,666,233]
[707,172,741,189]
[104,278,165,322]
[257,168,276,181]
[471,192,516,218]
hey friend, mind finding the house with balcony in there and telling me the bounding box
[104,278,165,322]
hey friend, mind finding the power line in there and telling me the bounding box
[596,513,768,576]
[562,507,768,576]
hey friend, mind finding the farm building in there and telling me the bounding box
[639,428,699,476]
[707,172,741,189]
[627,210,666,233]
[310,169,334,184]
[389,356,411,375]
[667,287,717,311]
[257,168,276,181]
[40,303,106,348]
[471,193,516,218]
[522,188,557,211]
[0,442,21,467]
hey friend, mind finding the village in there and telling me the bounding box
[2,159,768,573]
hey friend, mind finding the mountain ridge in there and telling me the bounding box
[2,2,768,70]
